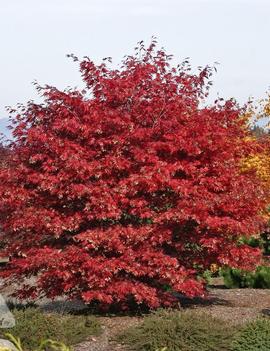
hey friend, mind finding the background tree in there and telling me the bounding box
[0,41,267,309]
[0,143,10,167]
[242,98,270,190]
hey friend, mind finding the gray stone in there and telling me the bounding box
[0,294,15,328]
[0,339,18,351]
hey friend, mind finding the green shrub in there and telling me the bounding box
[221,267,256,288]
[117,309,233,351]
[261,232,270,255]
[221,266,270,289]
[238,236,262,248]
[238,233,270,255]
[0,307,101,350]
[202,269,213,284]
[232,318,270,351]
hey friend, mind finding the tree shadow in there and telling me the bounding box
[261,309,270,317]
[175,292,231,308]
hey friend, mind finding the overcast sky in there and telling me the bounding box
[1,0,270,135]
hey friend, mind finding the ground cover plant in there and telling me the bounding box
[0,307,101,350]
[0,39,268,310]
[116,309,234,351]
[2,308,270,351]
[117,310,270,351]
[231,318,270,351]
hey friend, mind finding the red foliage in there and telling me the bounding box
[0,41,267,309]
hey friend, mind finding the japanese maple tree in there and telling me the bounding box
[0,41,267,309]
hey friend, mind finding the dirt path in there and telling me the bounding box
[73,316,141,351]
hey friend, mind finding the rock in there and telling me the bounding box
[0,339,18,351]
[0,294,15,328]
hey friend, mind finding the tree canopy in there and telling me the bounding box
[0,41,267,309]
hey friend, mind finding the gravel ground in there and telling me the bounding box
[188,287,270,324]
[73,286,270,351]
[1,278,270,351]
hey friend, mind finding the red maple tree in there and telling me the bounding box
[0,41,267,309]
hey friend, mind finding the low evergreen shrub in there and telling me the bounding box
[116,309,233,351]
[221,266,270,288]
[0,307,101,350]
[232,318,270,351]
